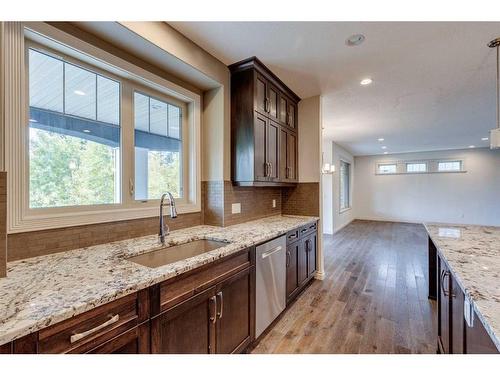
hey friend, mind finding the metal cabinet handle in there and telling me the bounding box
[209,295,217,324]
[288,232,297,239]
[262,246,282,259]
[286,250,291,268]
[70,314,119,344]
[441,270,451,297]
[269,162,273,178]
[216,292,223,320]
[264,97,270,113]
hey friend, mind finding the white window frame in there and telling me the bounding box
[4,22,201,233]
[375,158,466,175]
[339,159,351,213]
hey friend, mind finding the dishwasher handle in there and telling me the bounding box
[261,246,283,259]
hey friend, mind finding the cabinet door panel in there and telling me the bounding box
[298,239,308,286]
[254,114,268,181]
[151,287,216,354]
[216,268,252,354]
[268,84,279,121]
[279,128,288,181]
[306,232,317,278]
[451,275,464,354]
[255,74,267,115]
[465,310,499,353]
[287,132,297,181]
[279,95,287,124]
[87,323,149,354]
[267,121,280,180]
[287,101,297,129]
[286,243,299,300]
[438,258,451,354]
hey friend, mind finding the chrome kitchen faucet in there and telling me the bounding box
[159,192,178,245]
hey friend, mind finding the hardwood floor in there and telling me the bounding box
[251,220,437,354]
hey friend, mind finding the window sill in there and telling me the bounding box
[339,207,352,214]
[9,202,201,233]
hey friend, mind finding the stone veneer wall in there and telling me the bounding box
[7,212,202,262]
[282,182,320,217]
[0,172,6,277]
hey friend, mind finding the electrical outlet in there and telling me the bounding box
[272,199,276,208]
[231,203,241,214]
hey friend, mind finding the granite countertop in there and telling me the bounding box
[425,223,500,351]
[0,215,318,345]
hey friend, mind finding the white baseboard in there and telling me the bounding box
[354,216,424,225]
[332,218,355,234]
[314,270,325,280]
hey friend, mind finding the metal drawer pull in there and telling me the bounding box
[216,291,224,320]
[70,314,119,344]
[286,251,291,268]
[261,246,282,259]
[209,296,217,324]
[288,233,297,239]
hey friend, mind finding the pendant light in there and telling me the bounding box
[488,37,500,149]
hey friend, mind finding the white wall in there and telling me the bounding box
[332,142,355,232]
[321,139,333,234]
[298,96,321,183]
[354,148,500,226]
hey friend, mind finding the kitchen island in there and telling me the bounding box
[426,223,500,353]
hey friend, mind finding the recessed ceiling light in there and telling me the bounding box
[383,151,388,154]
[381,146,387,149]
[481,137,489,141]
[83,129,91,133]
[378,138,385,142]
[346,34,365,47]
[468,145,475,148]
[360,78,373,86]
[74,90,86,96]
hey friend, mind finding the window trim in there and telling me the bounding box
[4,22,201,233]
[339,159,351,212]
[375,158,466,175]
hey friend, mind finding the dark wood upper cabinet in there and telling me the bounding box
[230,57,300,187]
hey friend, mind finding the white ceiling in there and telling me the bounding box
[169,22,500,155]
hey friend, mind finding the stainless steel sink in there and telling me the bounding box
[127,239,228,268]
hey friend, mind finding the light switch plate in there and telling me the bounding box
[231,203,241,214]
[272,199,276,208]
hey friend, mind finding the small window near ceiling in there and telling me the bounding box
[438,161,462,172]
[406,162,427,173]
[340,160,351,211]
[134,92,182,201]
[377,164,397,174]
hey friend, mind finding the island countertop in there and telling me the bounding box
[425,223,500,351]
[0,215,318,345]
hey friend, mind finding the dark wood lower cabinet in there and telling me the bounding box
[151,287,216,354]
[286,241,299,301]
[89,323,150,354]
[215,267,254,354]
[433,248,499,354]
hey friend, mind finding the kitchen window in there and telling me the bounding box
[4,24,201,233]
[339,160,351,211]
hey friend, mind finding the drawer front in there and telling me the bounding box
[158,249,252,313]
[286,229,300,244]
[38,293,139,354]
[299,222,317,238]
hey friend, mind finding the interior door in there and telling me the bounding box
[268,83,279,121]
[151,287,216,354]
[287,131,297,181]
[286,242,299,300]
[254,73,268,116]
[267,120,280,181]
[438,258,451,354]
[254,113,268,181]
[215,268,252,354]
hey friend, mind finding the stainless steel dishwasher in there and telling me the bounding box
[255,235,287,338]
